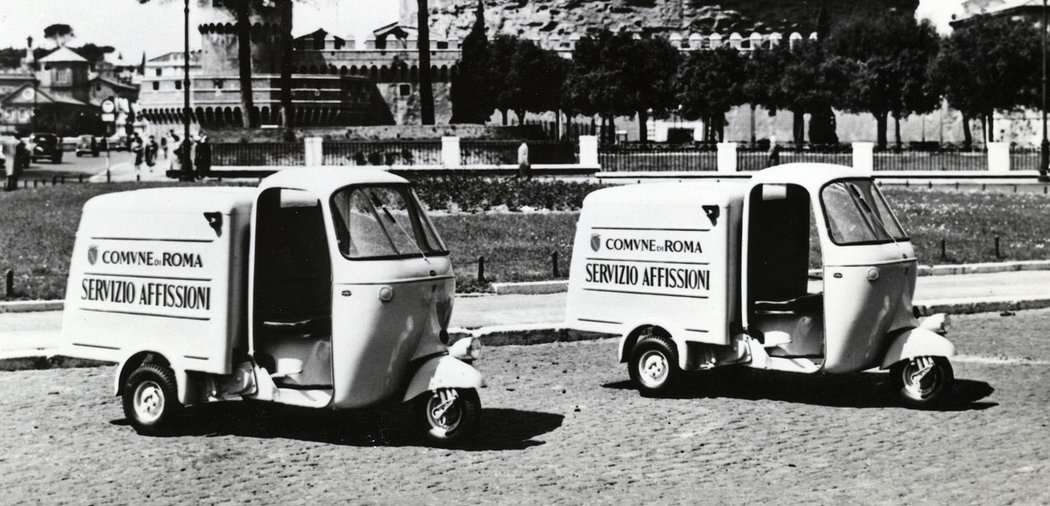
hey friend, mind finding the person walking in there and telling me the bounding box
[766,135,781,168]
[170,134,182,173]
[516,141,531,180]
[194,134,211,180]
[131,134,144,173]
[146,135,158,171]
[160,132,169,160]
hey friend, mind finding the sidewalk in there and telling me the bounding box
[87,162,172,183]
[2,270,1048,366]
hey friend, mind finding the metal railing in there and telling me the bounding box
[212,142,304,166]
[323,140,442,166]
[738,147,853,171]
[598,143,719,172]
[460,140,577,165]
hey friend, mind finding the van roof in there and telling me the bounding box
[750,163,870,191]
[585,181,748,207]
[84,187,257,215]
[260,167,409,195]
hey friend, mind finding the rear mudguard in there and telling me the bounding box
[880,326,955,369]
[402,355,485,402]
[113,354,192,405]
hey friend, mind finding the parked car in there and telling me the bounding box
[75,135,100,157]
[30,133,62,164]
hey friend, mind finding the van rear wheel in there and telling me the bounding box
[122,363,181,435]
[416,388,481,447]
[891,356,954,408]
[629,335,681,397]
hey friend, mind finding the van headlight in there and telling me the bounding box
[450,337,482,362]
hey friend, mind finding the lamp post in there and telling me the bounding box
[1041,0,1049,182]
[181,0,195,181]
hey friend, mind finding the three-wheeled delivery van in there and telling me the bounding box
[62,168,484,445]
[566,164,956,407]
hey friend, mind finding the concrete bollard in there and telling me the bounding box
[716,142,738,173]
[441,136,461,169]
[852,142,875,173]
[987,142,1010,173]
[578,135,599,167]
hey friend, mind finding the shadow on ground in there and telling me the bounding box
[603,368,996,411]
[112,402,563,451]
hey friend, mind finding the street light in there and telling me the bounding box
[1041,0,1049,182]
[181,0,195,181]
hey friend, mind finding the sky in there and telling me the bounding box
[0,0,965,60]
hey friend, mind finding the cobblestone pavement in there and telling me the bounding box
[2,310,1050,504]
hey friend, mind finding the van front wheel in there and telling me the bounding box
[629,336,680,396]
[891,356,954,408]
[416,388,481,447]
[122,363,181,435]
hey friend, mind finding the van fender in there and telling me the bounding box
[618,319,689,370]
[880,326,956,370]
[402,355,485,402]
[113,353,192,405]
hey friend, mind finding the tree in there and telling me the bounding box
[450,0,494,123]
[43,24,74,48]
[931,16,1039,147]
[619,36,680,144]
[775,41,853,146]
[676,47,746,142]
[489,35,521,125]
[742,44,790,144]
[417,0,435,125]
[825,13,942,149]
[276,0,294,128]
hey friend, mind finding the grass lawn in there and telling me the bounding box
[1,183,1049,300]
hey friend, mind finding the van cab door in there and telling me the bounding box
[248,187,334,389]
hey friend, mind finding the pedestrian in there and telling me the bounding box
[766,135,781,168]
[131,134,144,172]
[194,134,211,180]
[516,141,531,180]
[15,134,29,172]
[3,138,17,191]
[146,135,158,170]
[160,132,169,160]
[170,134,182,172]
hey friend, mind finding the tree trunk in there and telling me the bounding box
[986,113,995,143]
[893,113,902,151]
[600,115,608,144]
[791,108,805,147]
[607,115,617,144]
[750,104,757,145]
[638,109,649,144]
[417,0,434,125]
[515,109,526,126]
[555,109,562,140]
[278,0,293,128]
[961,113,973,149]
[875,111,888,150]
[235,1,256,128]
[500,109,508,125]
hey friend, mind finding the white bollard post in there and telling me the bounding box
[441,136,461,169]
[304,137,324,166]
[578,135,599,167]
[717,142,738,173]
[852,141,874,173]
[986,142,1010,173]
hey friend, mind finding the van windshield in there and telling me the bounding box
[330,185,448,259]
[821,179,908,245]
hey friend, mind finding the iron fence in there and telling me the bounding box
[738,147,853,171]
[460,140,577,165]
[323,141,442,166]
[873,150,988,171]
[212,142,304,166]
[1010,149,1040,171]
[598,144,719,172]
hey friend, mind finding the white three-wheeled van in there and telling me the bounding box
[566,164,956,407]
[62,168,484,445]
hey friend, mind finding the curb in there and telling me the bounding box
[490,280,568,295]
[5,297,1050,372]
[0,300,64,313]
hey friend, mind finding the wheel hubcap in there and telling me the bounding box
[426,389,462,434]
[133,380,165,424]
[902,357,940,399]
[638,350,669,388]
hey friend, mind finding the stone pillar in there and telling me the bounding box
[987,142,1010,173]
[852,142,874,173]
[304,137,323,166]
[579,135,599,167]
[717,142,738,173]
[441,136,461,168]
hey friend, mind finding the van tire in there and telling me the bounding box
[415,388,481,447]
[629,335,680,397]
[122,363,182,435]
[890,356,954,409]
